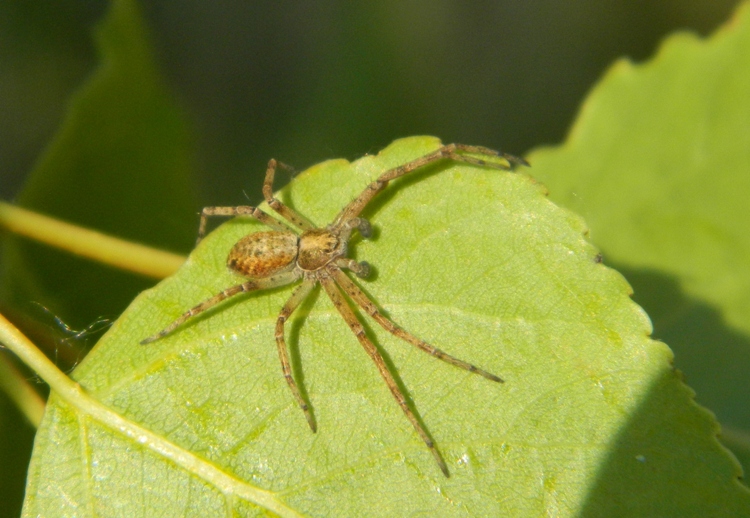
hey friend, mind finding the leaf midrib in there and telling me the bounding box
[49,382,304,517]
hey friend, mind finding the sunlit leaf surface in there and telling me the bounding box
[529,0,750,480]
[24,137,748,516]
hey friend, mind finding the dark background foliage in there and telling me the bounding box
[2,1,740,205]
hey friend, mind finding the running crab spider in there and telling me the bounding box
[142,143,528,476]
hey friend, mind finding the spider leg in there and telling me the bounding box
[335,258,371,279]
[332,269,503,383]
[196,205,294,245]
[450,143,529,168]
[319,275,449,477]
[275,280,317,432]
[263,159,316,231]
[141,271,300,344]
[333,143,527,227]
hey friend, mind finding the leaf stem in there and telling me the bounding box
[0,351,45,427]
[0,201,185,279]
[0,312,303,518]
[0,314,75,409]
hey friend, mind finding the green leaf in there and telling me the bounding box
[0,0,198,330]
[0,0,196,514]
[527,0,750,477]
[23,136,748,515]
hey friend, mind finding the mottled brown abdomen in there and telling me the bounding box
[227,231,299,278]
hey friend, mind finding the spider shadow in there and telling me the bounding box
[275,155,457,231]
[153,277,327,427]
[287,282,322,418]
[334,160,456,281]
[354,300,442,453]
[259,156,460,447]
[344,278,441,451]
[356,158,470,225]
[285,276,440,450]
[154,281,294,341]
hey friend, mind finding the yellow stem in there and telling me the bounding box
[0,312,302,517]
[0,314,74,416]
[0,201,185,279]
[0,351,45,427]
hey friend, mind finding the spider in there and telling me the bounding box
[142,143,528,477]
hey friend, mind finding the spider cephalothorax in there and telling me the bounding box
[142,143,527,476]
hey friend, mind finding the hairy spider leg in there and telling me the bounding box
[140,271,301,344]
[332,270,503,382]
[275,280,317,432]
[196,205,294,245]
[263,159,317,231]
[332,143,528,228]
[319,275,450,477]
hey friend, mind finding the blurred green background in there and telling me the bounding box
[0,1,743,515]
[1,1,741,205]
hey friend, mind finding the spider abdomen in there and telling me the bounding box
[227,231,298,278]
